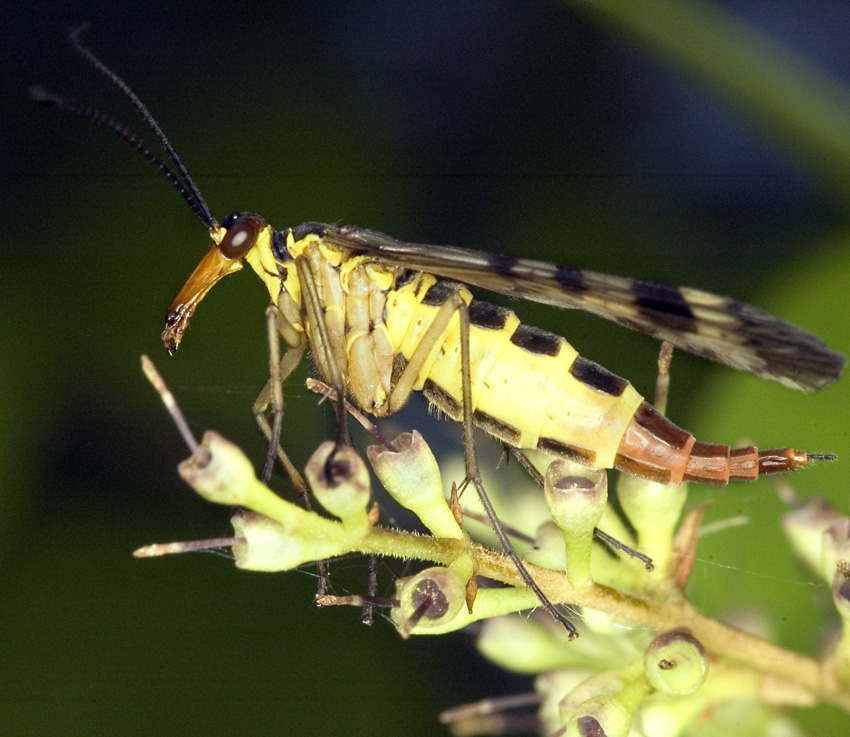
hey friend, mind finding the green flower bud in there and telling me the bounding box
[566,687,646,737]
[305,442,371,533]
[617,474,686,573]
[178,431,260,507]
[230,510,351,572]
[367,431,464,540]
[524,521,567,570]
[644,629,709,696]
[536,670,595,735]
[543,460,607,588]
[478,614,575,673]
[561,661,651,736]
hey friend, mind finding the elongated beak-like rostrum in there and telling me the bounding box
[161,242,243,353]
[162,213,267,352]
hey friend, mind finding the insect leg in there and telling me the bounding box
[386,289,577,633]
[295,256,352,448]
[654,341,675,416]
[383,291,470,415]
[253,305,306,484]
[455,302,579,636]
[252,306,332,594]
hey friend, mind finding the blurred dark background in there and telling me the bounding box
[4,1,850,734]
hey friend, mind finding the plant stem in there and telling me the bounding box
[473,544,850,711]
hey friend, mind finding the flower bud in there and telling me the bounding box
[565,688,645,737]
[478,614,575,673]
[305,442,371,533]
[230,510,351,571]
[617,474,686,572]
[543,460,607,588]
[643,629,709,696]
[831,567,850,689]
[561,660,651,737]
[367,432,464,539]
[525,521,567,570]
[178,431,260,507]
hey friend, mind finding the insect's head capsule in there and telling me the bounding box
[162,212,268,353]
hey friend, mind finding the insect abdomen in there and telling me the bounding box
[386,278,814,486]
[386,279,644,469]
[615,402,810,485]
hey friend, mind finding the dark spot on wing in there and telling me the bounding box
[555,264,587,291]
[632,280,695,326]
[487,253,519,277]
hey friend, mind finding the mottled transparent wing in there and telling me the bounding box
[317,223,845,393]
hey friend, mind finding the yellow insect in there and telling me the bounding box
[38,27,846,632]
[40,29,844,491]
[162,213,842,487]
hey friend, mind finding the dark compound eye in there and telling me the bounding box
[219,212,267,259]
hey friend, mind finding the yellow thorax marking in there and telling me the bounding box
[244,226,295,306]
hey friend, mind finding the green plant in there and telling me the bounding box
[137,353,850,736]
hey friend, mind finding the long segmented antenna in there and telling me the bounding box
[32,24,218,232]
[67,24,215,229]
[30,86,215,228]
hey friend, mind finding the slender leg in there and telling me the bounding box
[383,293,468,415]
[455,300,578,637]
[295,257,351,448]
[383,289,578,636]
[252,305,329,592]
[654,341,674,416]
[252,305,305,485]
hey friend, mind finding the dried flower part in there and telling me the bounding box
[392,566,467,637]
